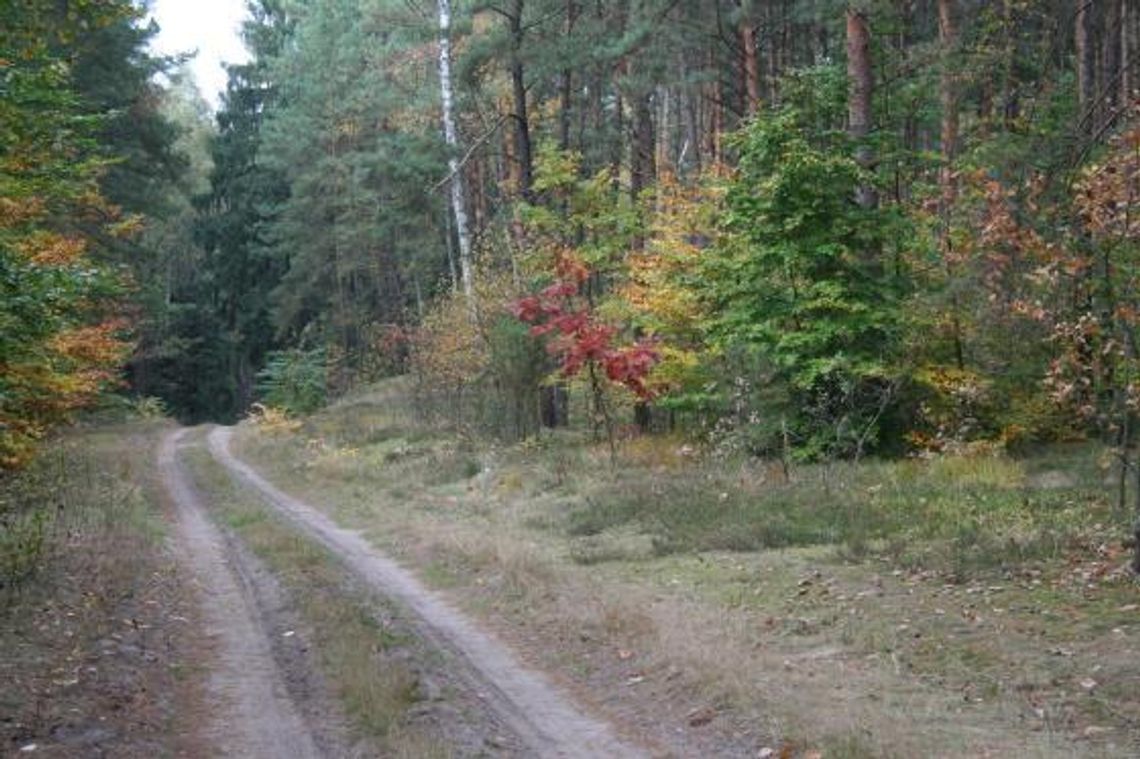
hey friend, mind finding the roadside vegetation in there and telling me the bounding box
[0,421,199,756]
[236,380,1139,757]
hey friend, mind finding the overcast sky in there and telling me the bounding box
[149,0,250,110]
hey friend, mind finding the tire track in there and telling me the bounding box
[207,425,646,759]
[160,429,322,759]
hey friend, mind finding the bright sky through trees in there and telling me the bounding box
[149,0,249,109]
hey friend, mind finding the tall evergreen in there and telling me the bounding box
[258,0,448,387]
[170,1,294,421]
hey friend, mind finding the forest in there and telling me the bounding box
[6,1,1140,755]
[5,0,1140,467]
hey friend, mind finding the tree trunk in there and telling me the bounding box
[1125,0,1134,106]
[938,0,959,207]
[846,5,877,210]
[559,69,572,153]
[1077,0,1096,133]
[630,90,656,202]
[741,0,761,116]
[684,87,701,175]
[558,0,576,152]
[436,0,473,300]
[1106,0,1124,119]
[765,0,780,106]
[611,88,624,189]
[509,0,533,200]
[1001,0,1019,130]
[705,43,721,165]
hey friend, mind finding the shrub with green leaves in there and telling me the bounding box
[256,348,327,414]
[701,97,909,459]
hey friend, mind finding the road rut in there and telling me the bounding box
[207,426,645,759]
[161,429,322,758]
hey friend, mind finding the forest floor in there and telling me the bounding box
[5,385,1140,757]
[228,378,1140,758]
[0,422,207,758]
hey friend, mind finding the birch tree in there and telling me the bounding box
[437,0,474,300]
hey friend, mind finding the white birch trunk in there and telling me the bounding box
[437,0,474,300]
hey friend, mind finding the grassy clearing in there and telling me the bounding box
[564,443,1114,575]
[180,439,451,757]
[234,380,1140,757]
[0,421,197,756]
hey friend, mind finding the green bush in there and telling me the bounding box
[699,86,910,460]
[256,348,328,414]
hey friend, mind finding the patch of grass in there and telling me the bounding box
[567,496,641,537]
[419,559,463,589]
[1,422,193,757]
[563,452,1118,576]
[820,730,884,759]
[421,531,556,604]
[182,446,447,754]
[1,422,167,597]
[233,380,1140,756]
[568,534,646,565]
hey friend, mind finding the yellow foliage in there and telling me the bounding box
[410,268,522,391]
[623,169,727,394]
[0,318,131,467]
[410,292,489,388]
[622,171,723,342]
[17,231,87,265]
[618,433,695,470]
[246,403,302,434]
[645,344,706,394]
[50,321,131,367]
[1075,124,1140,242]
[107,213,145,240]
[0,195,45,228]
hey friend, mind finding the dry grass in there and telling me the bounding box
[181,443,450,757]
[231,380,1140,757]
[0,421,200,757]
[1,422,168,596]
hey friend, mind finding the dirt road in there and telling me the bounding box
[160,430,322,759]
[205,425,645,759]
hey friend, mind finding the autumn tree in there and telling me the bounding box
[0,1,137,466]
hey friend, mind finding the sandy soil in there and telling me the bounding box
[160,429,323,759]
[206,425,646,759]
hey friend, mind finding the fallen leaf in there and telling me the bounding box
[687,706,716,727]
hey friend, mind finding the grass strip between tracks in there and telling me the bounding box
[180,440,451,758]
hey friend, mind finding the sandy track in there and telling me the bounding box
[207,426,646,759]
[160,430,322,759]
